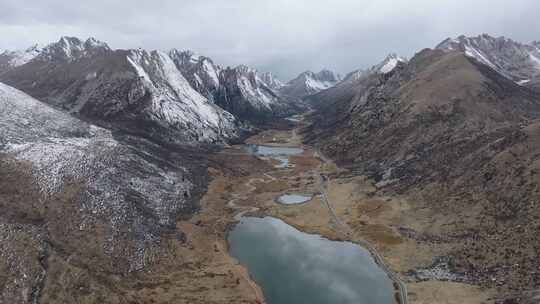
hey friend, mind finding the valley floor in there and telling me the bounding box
[173,116,496,303]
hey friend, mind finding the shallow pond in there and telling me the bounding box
[276,193,313,205]
[243,144,304,156]
[243,144,303,168]
[228,216,395,304]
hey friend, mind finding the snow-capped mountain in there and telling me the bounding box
[126,49,237,141]
[37,36,111,62]
[339,54,406,84]
[0,44,42,73]
[305,54,407,107]
[217,65,291,121]
[0,37,237,144]
[169,49,222,102]
[371,53,407,74]
[1,36,297,143]
[0,37,111,74]
[171,50,291,122]
[436,34,540,85]
[280,69,341,98]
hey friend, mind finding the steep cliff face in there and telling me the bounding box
[0,82,208,303]
[169,49,222,103]
[306,49,540,294]
[171,50,294,123]
[217,65,294,122]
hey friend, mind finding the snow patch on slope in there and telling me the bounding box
[436,34,540,84]
[126,50,236,142]
[374,54,407,74]
[1,44,42,67]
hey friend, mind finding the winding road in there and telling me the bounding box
[318,172,409,304]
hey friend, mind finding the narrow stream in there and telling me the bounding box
[228,217,395,304]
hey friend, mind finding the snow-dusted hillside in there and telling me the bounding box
[0,44,41,73]
[436,34,540,85]
[0,81,199,276]
[372,54,407,74]
[214,64,293,121]
[127,49,236,142]
[169,49,222,102]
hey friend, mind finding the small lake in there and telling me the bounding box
[286,115,302,123]
[228,217,395,304]
[276,193,313,205]
[243,144,304,156]
[243,144,304,168]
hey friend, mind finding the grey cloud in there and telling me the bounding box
[0,0,539,80]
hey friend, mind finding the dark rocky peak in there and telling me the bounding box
[169,49,218,69]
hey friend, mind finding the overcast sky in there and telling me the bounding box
[1,0,539,80]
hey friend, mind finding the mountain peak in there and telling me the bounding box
[372,53,407,74]
[38,36,110,62]
[280,69,340,98]
[0,43,43,69]
[234,64,258,75]
[169,49,216,66]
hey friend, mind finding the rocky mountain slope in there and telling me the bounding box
[216,65,295,122]
[0,44,42,73]
[169,49,293,123]
[305,54,407,107]
[0,37,238,145]
[305,48,540,301]
[0,81,211,303]
[437,34,540,90]
[169,49,222,103]
[279,69,341,99]
[0,37,298,144]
